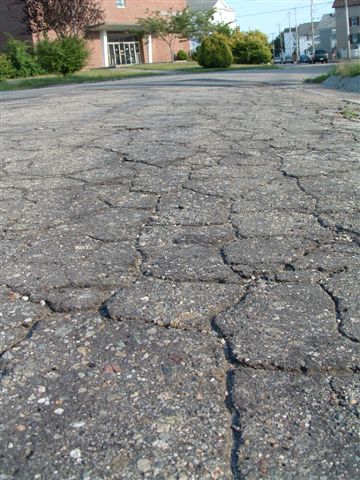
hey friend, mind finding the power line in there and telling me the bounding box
[236,1,333,18]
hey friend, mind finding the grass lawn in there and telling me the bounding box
[0,68,163,91]
[0,61,279,91]
[335,61,360,77]
[123,61,279,72]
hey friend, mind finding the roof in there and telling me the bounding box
[333,0,360,7]
[187,0,233,11]
[318,14,336,30]
[298,22,319,36]
[90,24,142,32]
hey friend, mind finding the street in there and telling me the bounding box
[1,65,359,479]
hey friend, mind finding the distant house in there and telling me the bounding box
[187,0,236,28]
[187,0,236,53]
[283,28,297,57]
[333,0,360,57]
[297,22,320,55]
[0,0,189,67]
[318,14,337,56]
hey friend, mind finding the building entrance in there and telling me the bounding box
[108,35,141,66]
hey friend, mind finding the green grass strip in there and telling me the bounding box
[1,62,280,91]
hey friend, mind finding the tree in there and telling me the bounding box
[136,8,215,63]
[23,0,105,38]
[274,33,284,57]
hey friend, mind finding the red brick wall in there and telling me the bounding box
[87,0,190,67]
[1,0,190,65]
[102,0,187,24]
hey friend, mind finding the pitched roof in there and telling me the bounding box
[333,0,360,7]
[187,0,218,9]
[318,14,336,30]
[298,21,319,36]
[187,0,233,11]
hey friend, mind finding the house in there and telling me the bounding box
[187,0,236,28]
[333,0,360,57]
[283,28,297,57]
[318,14,337,56]
[297,22,320,55]
[0,0,188,67]
[187,0,236,53]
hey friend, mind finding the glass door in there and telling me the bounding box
[108,41,141,66]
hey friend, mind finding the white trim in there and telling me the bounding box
[148,34,153,64]
[101,30,109,67]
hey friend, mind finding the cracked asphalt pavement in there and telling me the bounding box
[1,67,359,479]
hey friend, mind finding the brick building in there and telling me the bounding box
[0,0,189,67]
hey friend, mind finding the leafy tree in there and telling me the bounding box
[23,0,104,38]
[197,33,233,68]
[274,33,284,57]
[214,22,235,38]
[136,8,215,63]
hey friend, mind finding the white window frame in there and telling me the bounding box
[116,0,126,8]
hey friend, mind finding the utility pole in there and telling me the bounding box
[295,8,299,60]
[310,0,315,56]
[289,11,292,57]
[344,0,352,60]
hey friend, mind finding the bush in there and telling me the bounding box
[176,49,188,61]
[36,38,62,73]
[232,33,272,65]
[36,36,89,75]
[6,37,41,77]
[197,33,233,68]
[0,53,15,80]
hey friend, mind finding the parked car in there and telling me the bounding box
[312,49,329,63]
[298,54,311,64]
[274,56,282,64]
[283,55,294,64]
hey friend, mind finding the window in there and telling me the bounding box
[349,16,360,27]
[350,33,360,45]
[116,0,126,7]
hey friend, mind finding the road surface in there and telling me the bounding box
[1,65,359,479]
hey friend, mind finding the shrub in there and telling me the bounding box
[0,53,15,80]
[37,36,89,75]
[176,49,188,61]
[6,37,41,77]
[232,34,272,65]
[197,33,233,68]
[36,38,62,73]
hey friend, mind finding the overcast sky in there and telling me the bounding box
[226,0,335,38]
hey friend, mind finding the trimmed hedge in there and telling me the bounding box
[197,33,233,68]
[176,49,188,60]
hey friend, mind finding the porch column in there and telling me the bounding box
[147,34,153,64]
[101,30,109,67]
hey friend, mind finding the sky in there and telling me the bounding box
[226,0,335,38]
